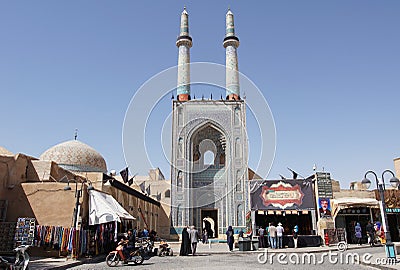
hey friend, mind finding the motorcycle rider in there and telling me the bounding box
[123,229,136,264]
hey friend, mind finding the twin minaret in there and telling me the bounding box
[176,8,240,101]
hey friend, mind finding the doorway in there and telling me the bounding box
[201,209,218,238]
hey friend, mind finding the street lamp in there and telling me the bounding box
[64,179,83,229]
[362,170,399,259]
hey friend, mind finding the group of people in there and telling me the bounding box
[257,223,299,249]
[122,227,157,263]
[180,226,200,256]
[355,220,385,246]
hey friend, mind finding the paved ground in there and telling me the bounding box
[29,243,400,270]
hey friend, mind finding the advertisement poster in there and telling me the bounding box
[250,180,315,210]
[318,197,331,217]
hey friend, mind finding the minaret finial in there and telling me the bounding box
[74,128,78,140]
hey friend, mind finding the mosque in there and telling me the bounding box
[170,8,250,238]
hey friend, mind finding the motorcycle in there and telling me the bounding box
[157,240,173,256]
[0,245,30,270]
[106,240,144,267]
[139,238,156,260]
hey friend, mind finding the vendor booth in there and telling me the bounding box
[331,197,379,244]
[250,179,320,247]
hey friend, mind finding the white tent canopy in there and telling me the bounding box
[331,197,379,219]
[89,190,135,225]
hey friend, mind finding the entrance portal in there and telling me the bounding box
[201,209,218,238]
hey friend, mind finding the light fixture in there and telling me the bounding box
[389,176,400,188]
[87,181,95,191]
[361,177,371,190]
[64,182,72,191]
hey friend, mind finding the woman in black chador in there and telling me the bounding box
[179,227,192,256]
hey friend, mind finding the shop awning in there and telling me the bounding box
[89,190,135,225]
[331,197,379,219]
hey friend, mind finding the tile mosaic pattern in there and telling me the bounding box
[40,140,107,173]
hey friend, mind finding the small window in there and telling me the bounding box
[165,189,171,198]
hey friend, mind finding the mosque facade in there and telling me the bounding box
[170,8,250,237]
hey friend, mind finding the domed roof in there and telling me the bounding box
[40,140,107,173]
[0,146,13,156]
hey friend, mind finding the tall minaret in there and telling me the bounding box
[223,8,240,101]
[176,7,192,102]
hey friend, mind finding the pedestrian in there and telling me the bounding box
[276,223,284,249]
[226,225,235,251]
[239,229,244,238]
[355,222,362,245]
[189,225,200,255]
[268,223,277,249]
[142,227,149,238]
[266,223,270,248]
[149,229,157,245]
[179,227,192,256]
[258,226,265,248]
[202,228,208,244]
[366,221,374,246]
[293,225,299,248]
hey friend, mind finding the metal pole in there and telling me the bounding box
[73,182,81,229]
[366,170,396,258]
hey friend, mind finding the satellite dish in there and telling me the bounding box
[110,170,116,176]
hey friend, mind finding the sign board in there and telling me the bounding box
[250,180,315,210]
[386,208,400,213]
[14,217,35,247]
[316,172,333,199]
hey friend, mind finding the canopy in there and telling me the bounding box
[331,197,379,219]
[89,190,135,225]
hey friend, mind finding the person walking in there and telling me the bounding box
[226,225,235,251]
[276,223,284,249]
[189,226,200,255]
[268,223,277,249]
[258,226,265,248]
[366,221,374,246]
[202,228,208,244]
[293,225,299,248]
[355,222,362,245]
[179,227,191,256]
[265,223,270,248]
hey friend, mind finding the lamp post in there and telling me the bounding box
[362,170,399,259]
[64,179,94,229]
[64,180,82,229]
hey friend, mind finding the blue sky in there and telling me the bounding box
[1,1,399,188]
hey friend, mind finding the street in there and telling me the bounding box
[66,247,387,270]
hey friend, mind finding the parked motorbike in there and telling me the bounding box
[106,240,144,267]
[157,240,173,256]
[0,245,30,270]
[139,238,156,260]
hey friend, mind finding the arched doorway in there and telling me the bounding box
[201,211,218,238]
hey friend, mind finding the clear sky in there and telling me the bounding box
[1,1,399,188]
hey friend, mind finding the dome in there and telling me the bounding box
[0,146,13,156]
[40,140,107,173]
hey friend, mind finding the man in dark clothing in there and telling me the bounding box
[366,221,375,246]
[123,229,135,262]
